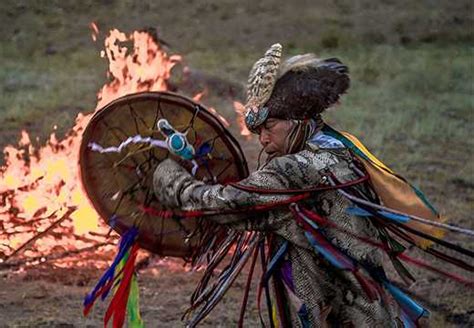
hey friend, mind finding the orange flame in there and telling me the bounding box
[193,90,230,127]
[0,26,247,266]
[98,29,181,108]
[0,28,181,264]
[89,22,99,42]
[233,101,251,138]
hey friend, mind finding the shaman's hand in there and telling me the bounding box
[153,158,197,208]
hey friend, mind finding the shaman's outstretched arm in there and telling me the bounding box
[153,159,291,227]
[153,152,325,228]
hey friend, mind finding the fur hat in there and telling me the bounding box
[244,45,350,133]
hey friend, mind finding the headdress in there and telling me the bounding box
[245,44,350,133]
[244,43,282,132]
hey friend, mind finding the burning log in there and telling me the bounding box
[0,241,114,271]
[3,206,77,262]
[0,211,56,230]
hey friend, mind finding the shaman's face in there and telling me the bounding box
[257,118,294,158]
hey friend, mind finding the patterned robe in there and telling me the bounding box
[153,141,401,327]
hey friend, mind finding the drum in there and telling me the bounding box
[79,91,248,258]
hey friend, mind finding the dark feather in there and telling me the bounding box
[265,57,350,120]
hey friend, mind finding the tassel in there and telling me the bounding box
[127,274,144,328]
[293,206,383,302]
[400,310,417,328]
[346,207,410,224]
[272,271,290,328]
[83,227,143,328]
[353,269,380,302]
[83,227,139,316]
[383,281,429,323]
[387,236,406,254]
[104,243,140,327]
[264,241,289,282]
[295,205,355,271]
[238,243,259,328]
[346,206,373,217]
[257,239,275,328]
[304,231,355,270]
[297,304,311,328]
[390,255,416,285]
[378,211,410,224]
[272,305,279,328]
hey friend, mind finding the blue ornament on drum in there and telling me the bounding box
[157,118,195,160]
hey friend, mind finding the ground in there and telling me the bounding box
[0,1,473,327]
[1,258,264,327]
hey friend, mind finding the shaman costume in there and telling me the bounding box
[156,150,398,326]
[153,44,412,327]
[82,44,473,328]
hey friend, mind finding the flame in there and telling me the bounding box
[193,90,230,127]
[89,22,99,42]
[97,29,181,108]
[0,25,248,267]
[233,101,251,138]
[0,27,181,264]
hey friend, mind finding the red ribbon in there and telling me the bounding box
[104,243,139,328]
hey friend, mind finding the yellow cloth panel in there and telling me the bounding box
[341,132,445,248]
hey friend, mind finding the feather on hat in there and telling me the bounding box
[245,44,350,133]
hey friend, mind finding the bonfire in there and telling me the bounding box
[0,24,247,270]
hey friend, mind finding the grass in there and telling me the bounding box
[1,45,104,142]
[323,44,474,205]
[328,44,473,148]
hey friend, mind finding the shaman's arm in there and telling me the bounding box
[153,151,324,227]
